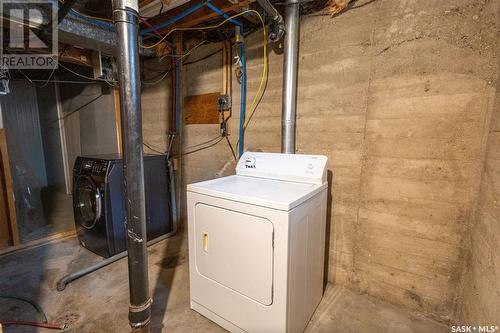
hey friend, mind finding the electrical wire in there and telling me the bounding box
[165,132,176,159]
[225,135,237,160]
[142,68,171,81]
[141,69,172,85]
[70,9,112,22]
[51,93,104,124]
[185,135,222,150]
[242,19,267,131]
[143,142,165,154]
[140,17,163,38]
[58,62,117,86]
[142,64,172,73]
[183,48,223,66]
[182,136,224,156]
[57,62,97,81]
[219,45,237,163]
[141,10,266,50]
[160,39,208,60]
[0,320,64,330]
[57,6,267,157]
[18,46,69,88]
[243,70,268,131]
[18,62,58,88]
[243,40,269,131]
[11,78,107,84]
[141,39,210,86]
[0,295,48,323]
[144,10,268,153]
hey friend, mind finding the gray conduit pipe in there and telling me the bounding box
[57,160,179,292]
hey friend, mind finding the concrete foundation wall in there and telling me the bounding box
[141,0,499,323]
[461,65,500,323]
[141,58,173,154]
[59,83,119,172]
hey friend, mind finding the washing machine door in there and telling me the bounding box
[74,175,102,229]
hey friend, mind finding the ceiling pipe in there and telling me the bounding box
[112,0,151,332]
[256,0,285,42]
[281,0,299,154]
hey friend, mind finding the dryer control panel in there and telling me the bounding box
[236,152,328,185]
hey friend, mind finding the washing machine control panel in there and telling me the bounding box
[76,158,108,176]
[236,152,328,184]
[91,162,108,175]
[82,159,93,170]
[91,161,108,176]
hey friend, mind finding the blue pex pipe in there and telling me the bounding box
[202,3,244,156]
[206,2,242,27]
[140,1,209,35]
[238,39,246,157]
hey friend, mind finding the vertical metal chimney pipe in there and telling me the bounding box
[112,0,151,331]
[281,0,300,154]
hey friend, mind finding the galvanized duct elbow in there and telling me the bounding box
[256,0,285,42]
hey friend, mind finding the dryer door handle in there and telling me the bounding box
[202,232,209,252]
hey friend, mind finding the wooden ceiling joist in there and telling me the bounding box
[141,0,256,41]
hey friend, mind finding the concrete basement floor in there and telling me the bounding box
[0,233,448,333]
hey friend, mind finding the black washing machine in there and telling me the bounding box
[73,154,171,258]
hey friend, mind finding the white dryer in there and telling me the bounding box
[187,152,328,333]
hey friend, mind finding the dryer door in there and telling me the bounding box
[194,203,274,306]
[74,175,102,229]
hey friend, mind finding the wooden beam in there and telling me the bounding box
[143,0,255,40]
[222,41,232,135]
[222,41,228,95]
[59,45,94,67]
[0,129,19,246]
[145,0,217,26]
[176,0,253,29]
[0,158,10,249]
[139,0,155,7]
[167,0,254,30]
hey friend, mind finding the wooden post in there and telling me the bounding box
[0,129,20,246]
[222,40,232,135]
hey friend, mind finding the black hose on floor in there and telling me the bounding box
[0,295,48,322]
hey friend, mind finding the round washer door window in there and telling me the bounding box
[75,176,102,229]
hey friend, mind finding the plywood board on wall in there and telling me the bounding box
[184,93,220,124]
